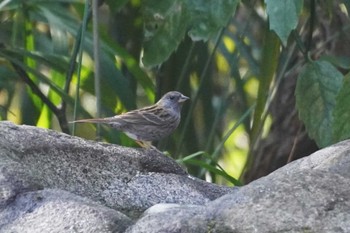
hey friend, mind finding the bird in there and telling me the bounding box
[70,91,189,148]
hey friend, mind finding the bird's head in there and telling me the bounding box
[157,91,189,111]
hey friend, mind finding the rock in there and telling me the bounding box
[0,121,233,232]
[1,189,131,233]
[2,120,350,233]
[127,141,350,233]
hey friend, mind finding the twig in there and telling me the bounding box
[287,125,302,163]
[11,62,70,133]
[305,0,315,52]
[92,0,101,138]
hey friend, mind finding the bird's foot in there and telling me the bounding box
[136,140,156,149]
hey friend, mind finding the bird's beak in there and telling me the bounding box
[179,94,190,103]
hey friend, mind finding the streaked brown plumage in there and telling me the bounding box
[70,91,189,147]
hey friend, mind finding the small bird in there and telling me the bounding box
[70,91,189,148]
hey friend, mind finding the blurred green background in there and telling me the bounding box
[1,0,350,185]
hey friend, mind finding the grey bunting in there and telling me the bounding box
[70,91,189,148]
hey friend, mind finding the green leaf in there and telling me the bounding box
[186,0,238,41]
[251,30,280,143]
[4,48,70,72]
[176,151,206,163]
[184,158,242,186]
[265,0,303,46]
[295,60,343,148]
[142,0,189,67]
[141,0,238,67]
[319,55,350,70]
[333,73,350,142]
[0,51,80,110]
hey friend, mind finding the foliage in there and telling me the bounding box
[265,0,303,46]
[296,60,343,148]
[142,0,238,67]
[1,0,350,185]
[333,73,350,142]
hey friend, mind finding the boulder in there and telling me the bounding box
[1,121,350,232]
[128,142,350,232]
[0,121,232,232]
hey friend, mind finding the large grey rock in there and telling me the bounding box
[127,141,350,233]
[2,120,350,233]
[0,121,232,232]
[1,189,131,233]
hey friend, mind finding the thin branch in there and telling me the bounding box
[175,42,195,90]
[287,125,302,163]
[11,62,70,134]
[292,30,308,61]
[92,0,102,138]
[305,0,315,53]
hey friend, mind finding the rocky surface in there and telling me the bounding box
[1,189,131,233]
[0,121,233,231]
[1,121,350,232]
[128,143,350,232]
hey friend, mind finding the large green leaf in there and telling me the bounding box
[265,0,303,46]
[251,30,280,143]
[186,0,238,40]
[4,48,69,72]
[142,0,189,67]
[295,60,343,148]
[333,73,350,143]
[37,4,136,109]
[141,0,238,67]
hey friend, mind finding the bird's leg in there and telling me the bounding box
[135,140,154,149]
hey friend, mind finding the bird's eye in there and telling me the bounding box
[169,95,175,100]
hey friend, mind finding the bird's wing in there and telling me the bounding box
[117,105,169,126]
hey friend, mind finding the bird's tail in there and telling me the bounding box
[69,117,117,124]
